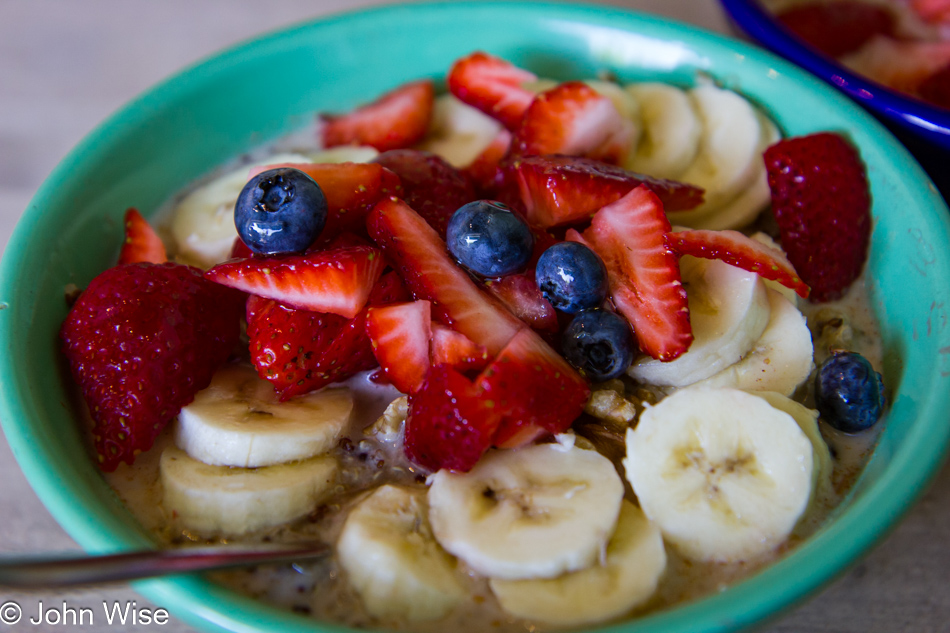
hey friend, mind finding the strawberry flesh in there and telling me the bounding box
[372,150,476,238]
[483,272,558,333]
[463,128,512,195]
[430,323,489,373]
[575,185,692,361]
[246,270,409,401]
[205,245,385,319]
[447,52,538,130]
[764,132,871,302]
[118,208,167,265]
[367,197,524,355]
[511,82,634,163]
[322,80,435,152]
[918,63,950,109]
[476,328,590,448]
[61,263,242,471]
[515,155,704,228]
[404,364,502,472]
[667,229,810,299]
[366,300,432,394]
[776,2,895,58]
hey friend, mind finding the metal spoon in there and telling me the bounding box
[0,541,329,588]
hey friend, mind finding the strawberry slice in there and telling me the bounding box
[447,52,538,130]
[764,132,871,302]
[367,197,524,355]
[574,185,692,361]
[404,364,502,472]
[667,229,810,299]
[911,0,950,23]
[372,150,476,238]
[229,237,254,260]
[483,273,558,333]
[515,155,704,228]
[511,82,634,163]
[462,128,512,194]
[477,328,590,449]
[322,80,435,152]
[430,324,489,373]
[118,208,167,265]
[246,270,409,400]
[205,245,385,318]
[776,2,895,58]
[917,64,950,109]
[366,300,432,394]
[843,37,950,95]
[249,162,403,242]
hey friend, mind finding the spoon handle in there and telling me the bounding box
[0,542,329,588]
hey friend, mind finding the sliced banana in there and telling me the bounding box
[337,485,466,622]
[754,391,833,507]
[160,445,337,536]
[169,152,311,268]
[305,145,379,164]
[489,501,666,627]
[627,256,771,388]
[624,387,814,562]
[175,364,354,468]
[623,82,701,179]
[680,112,781,231]
[673,84,763,218]
[427,443,624,580]
[693,289,814,396]
[419,94,502,168]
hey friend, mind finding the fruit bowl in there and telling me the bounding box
[1,2,950,633]
[719,0,950,193]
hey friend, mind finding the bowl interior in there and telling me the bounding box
[2,3,950,633]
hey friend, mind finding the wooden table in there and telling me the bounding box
[1,1,948,631]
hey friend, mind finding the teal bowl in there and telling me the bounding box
[2,3,949,632]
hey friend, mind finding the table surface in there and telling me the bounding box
[2,1,949,632]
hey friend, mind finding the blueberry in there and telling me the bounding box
[815,351,885,433]
[562,309,636,381]
[446,200,534,277]
[234,167,328,255]
[536,242,608,313]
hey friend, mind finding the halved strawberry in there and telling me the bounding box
[205,245,385,318]
[447,52,538,130]
[246,270,409,400]
[667,229,810,299]
[515,155,705,228]
[404,364,502,472]
[372,150,476,238]
[765,132,871,302]
[249,162,403,242]
[776,2,895,58]
[574,185,692,361]
[366,300,432,394]
[476,328,590,449]
[462,128,512,194]
[367,197,524,355]
[911,0,950,23]
[430,324,489,373]
[483,273,558,333]
[511,82,634,163]
[118,208,167,265]
[322,80,435,152]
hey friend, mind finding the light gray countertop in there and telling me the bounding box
[1,1,948,632]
